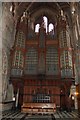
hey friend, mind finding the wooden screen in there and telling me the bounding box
[25,47,38,74]
[46,47,59,75]
[11,30,25,76]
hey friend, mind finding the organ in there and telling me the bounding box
[10,15,75,113]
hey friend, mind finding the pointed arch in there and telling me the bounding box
[35,24,40,33]
[49,23,54,34]
[43,16,48,33]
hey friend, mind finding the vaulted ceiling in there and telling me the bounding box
[16,2,70,17]
[15,2,71,26]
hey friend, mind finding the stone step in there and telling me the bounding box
[53,111,80,120]
[1,110,80,120]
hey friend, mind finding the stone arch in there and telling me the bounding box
[31,7,58,25]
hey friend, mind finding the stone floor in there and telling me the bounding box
[1,110,80,120]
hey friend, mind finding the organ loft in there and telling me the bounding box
[2,2,80,115]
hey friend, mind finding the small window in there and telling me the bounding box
[35,24,40,33]
[49,23,54,35]
[43,16,48,33]
[35,16,48,33]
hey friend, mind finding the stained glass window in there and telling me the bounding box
[35,24,40,33]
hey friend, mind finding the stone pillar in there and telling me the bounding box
[75,95,78,109]
[70,2,80,111]
[2,3,16,111]
[30,18,35,30]
[0,2,2,114]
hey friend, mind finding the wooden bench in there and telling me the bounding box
[21,103,56,114]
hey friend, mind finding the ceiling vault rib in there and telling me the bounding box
[55,3,62,11]
[26,0,36,12]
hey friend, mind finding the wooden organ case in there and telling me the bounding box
[10,16,75,113]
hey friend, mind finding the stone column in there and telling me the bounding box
[2,2,16,111]
[0,2,2,114]
[70,2,80,111]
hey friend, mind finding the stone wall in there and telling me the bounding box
[0,2,2,113]
[2,2,16,111]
